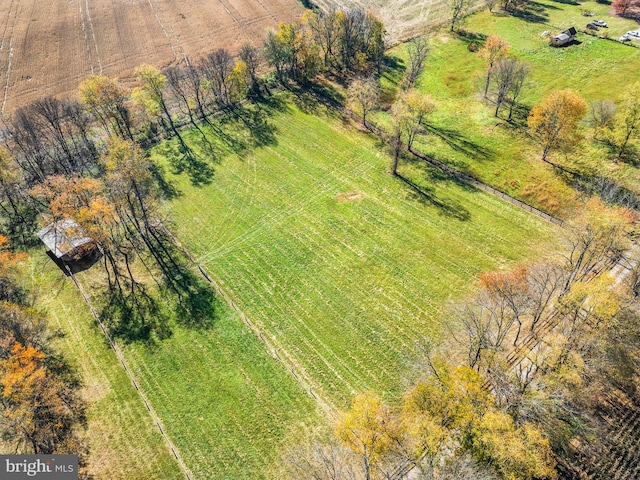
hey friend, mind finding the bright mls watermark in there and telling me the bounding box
[0,455,77,479]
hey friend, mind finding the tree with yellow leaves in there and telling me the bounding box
[527,89,587,163]
[612,82,640,158]
[79,74,134,140]
[473,411,556,480]
[336,391,398,480]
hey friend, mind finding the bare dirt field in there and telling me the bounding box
[310,0,484,43]
[0,0,302,115]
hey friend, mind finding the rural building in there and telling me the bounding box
[37,219,100,273]
[552,27,577,46]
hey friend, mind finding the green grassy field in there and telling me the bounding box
[154,96,559,408]
[379,0,640,216]
[25,254,183,480]
[26,251,319,479]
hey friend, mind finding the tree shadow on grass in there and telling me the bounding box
[229,104,278,148]
[149,161,181,200]
[148,231,218,330]
[504,102,532,129]
[383,55,406,85]
[397,172,471,221]
[403,148,478,192]
[208,123,247,156]
[253,92,290,114]
[99,239,218,344]
[162,261,219,331]
[157,141,215,186]
[424,124,494,161]
[286,81,346,118]
[100,283,173,345]
[511,2,552,23]
[287,85,322,114]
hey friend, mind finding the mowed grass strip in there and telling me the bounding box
[25,253,183,480]
[155,99,558,408]
[27,250,319,479]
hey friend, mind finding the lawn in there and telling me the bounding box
[26,250,319,479]
[25,254,183,480]
[379,0,640,217]
[153,96,559,409]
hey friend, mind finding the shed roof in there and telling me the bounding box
[37,219,94,259]
[553,33,571,42]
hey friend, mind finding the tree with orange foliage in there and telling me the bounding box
[527,89,587,163]
[0,235,27,277]
[29,175,116,251]
[478,35,509,98]
[0,341,84,454]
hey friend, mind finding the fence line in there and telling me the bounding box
[65,266,195,480]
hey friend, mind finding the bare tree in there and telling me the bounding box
[347,76,380,128]
[303,9,340,70]
[506,60,529,122]
[183,62,212,123]
[164,65,203,134]
[403,35,430,90]
[284,437,358,480]
[239,43,262,95]
[449,0,473,31]
[492,57,528,118]
[201,49,234,106]
[588,99,616,138]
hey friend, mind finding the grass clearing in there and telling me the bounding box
[153,96,559,408]
[378,0,640,216]
[25,253,183,480]
[26,249,319,479]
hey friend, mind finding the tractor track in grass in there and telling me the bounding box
[161,226,338,418]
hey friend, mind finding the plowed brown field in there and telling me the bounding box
[311,0,485,43]
[0,0,302,114]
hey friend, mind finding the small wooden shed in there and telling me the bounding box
[552,27,577,47]
[37,219,99,268]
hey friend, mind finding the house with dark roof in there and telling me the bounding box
[552,27,577,47]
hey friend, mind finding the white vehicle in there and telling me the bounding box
[592,20,607,27]
[626,30,640,38]
[620,35,631,42]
